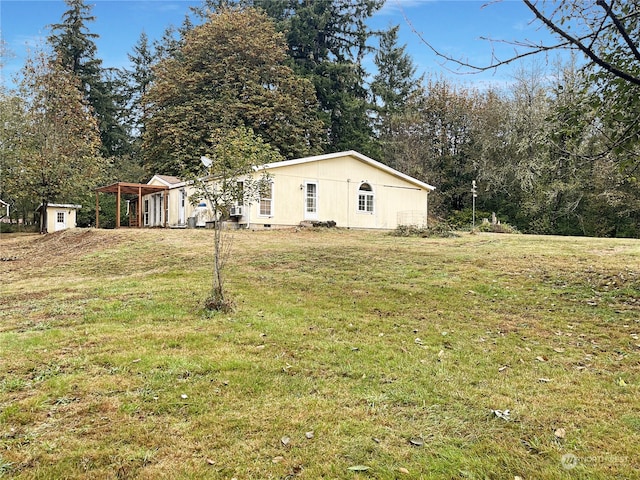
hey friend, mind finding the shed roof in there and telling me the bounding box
[36,203,82,212]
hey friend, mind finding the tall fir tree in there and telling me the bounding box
[371,24,423,168]
[124,32,155,149]
[48,0,127,158]
[255,0,384,158]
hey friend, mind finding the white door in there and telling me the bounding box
[304,182,318,220]
[179,189,186,225]
[54,211,66,231]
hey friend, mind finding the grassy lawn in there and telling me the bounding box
[1,228,639,479]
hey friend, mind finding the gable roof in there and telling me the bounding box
[149,175,185,187]
[259,150,436,191]
[36,203,82,212]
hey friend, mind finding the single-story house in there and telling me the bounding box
[129,151,435,230]
[36,203,82,232]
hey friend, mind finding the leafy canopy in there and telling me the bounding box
[143,7,325,176]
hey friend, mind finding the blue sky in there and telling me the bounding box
[1,0,560,91]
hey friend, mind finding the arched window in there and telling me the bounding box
[358,182,374,213]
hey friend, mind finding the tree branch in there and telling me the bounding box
[596,0,640,63]
[522,0,640,86]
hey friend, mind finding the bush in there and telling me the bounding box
[0,223,39,234]
[477,221,520,234]
[391,222,459,238]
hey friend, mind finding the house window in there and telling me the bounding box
[259,182,273,216]
[144,199,149,226]
[57,212,65,223]
[358,183,374,213]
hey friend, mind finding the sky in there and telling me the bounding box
[1,0,562,91]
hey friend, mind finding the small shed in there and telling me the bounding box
[0,199,10,223]
[37,203,82,232]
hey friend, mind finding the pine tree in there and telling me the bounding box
[48,0,127,157]
[257,0,384,157]
[124,32,155,145]
[371,24,423,168]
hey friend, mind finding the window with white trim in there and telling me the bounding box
[259,182,273,216]
[358,183,374,213]
[56,212,65,223]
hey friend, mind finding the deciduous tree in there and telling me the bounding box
[143,7,325,176]
[193,126,280,311]
[17,51,103,233]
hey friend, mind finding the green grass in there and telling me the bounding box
[1,228,639,479]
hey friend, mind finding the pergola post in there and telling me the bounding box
[138,185,142,227]
[95,182,169,229]
[116,183,121,228]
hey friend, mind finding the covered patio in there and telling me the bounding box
[95,182,168,228]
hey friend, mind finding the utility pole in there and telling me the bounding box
[471,180,477,232]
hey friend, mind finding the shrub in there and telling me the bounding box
[391,222,459,238]
[477,221,520,234]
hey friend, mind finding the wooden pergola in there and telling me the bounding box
[95,182,168,228]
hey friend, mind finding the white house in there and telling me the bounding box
[140,151,436,230]
[36,203,82,232]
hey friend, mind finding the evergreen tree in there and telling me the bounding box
[371,24,423,168]
[256,0,384,157]
[48,0,127,157]
[124,32,155,149]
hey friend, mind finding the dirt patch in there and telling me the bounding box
[0,229,132,282]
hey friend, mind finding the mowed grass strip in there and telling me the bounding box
[1,228,638,479]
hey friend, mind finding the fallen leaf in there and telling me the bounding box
[347,465,370,471]
[305,431,314,439]
[281,436,290,446]
[538,378,552,383]
[536,356,548,362]
[180,394,188,399]
[372,437,381,443]
[409,437,424,447]
[398,467,409,474]
[132,358,141,363]
[553,347,565,353]
[272,456,284,464]
[414,338,423,345]
[554,428,566,439]
[206,458,215,465]
[617,377,628,387]
[498,365,508,372]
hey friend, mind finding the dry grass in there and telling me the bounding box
[1,228,639,479]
